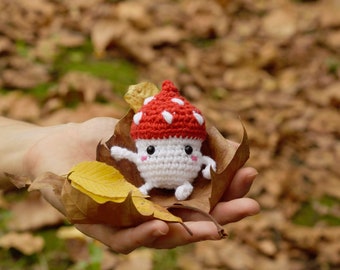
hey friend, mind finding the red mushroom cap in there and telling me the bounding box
[130,80,207,140]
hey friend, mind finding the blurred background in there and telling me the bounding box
[0,0,339,269]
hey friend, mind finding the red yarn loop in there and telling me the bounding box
[162,80,179,93]
[131,80,207,140]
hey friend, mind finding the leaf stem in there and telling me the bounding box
[168,204,227,238]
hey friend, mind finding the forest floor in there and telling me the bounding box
[0,0,339,269]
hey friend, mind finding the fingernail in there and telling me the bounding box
[247,171,258,182]
[153,229,167,237]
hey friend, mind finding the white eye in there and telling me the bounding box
[133,112,143,125]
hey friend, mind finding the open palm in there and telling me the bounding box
[26,117,260,254]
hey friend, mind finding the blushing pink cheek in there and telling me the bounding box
[141,156,147,161]
[191,156,198,162]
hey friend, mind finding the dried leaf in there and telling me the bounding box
[0,92,40,121]
[5,172,32,189]
[68,161,146,203]
[28,171,65,196]
[0,192,8,209]
[8,192,64,231]
[56,226,87,240]
[56,226,91,264]
[97,110,142,187]
[262,9,297,41]
[62,161,182,227]
[144,26,185,46]
[55,72,114,104]
[91,19,128,57]
[0,232,44,255]
[124,82,160,112]
[113,249,153,270]
[2,62,50,89]
[209,123,249,209]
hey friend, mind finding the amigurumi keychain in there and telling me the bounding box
[110,80,216,200]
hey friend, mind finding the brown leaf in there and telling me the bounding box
[61,178,180,227]
[0,232,44,255]
[113,249,153,270]
[56,226,92,263]
[39,103,125,125]
[2,60,50,89]
[17,0,55,16]
[5,172,32,189]
[61,180,89,222]
[91,19,128,57]
[27,162,183,228]
[0,191,9,209]
[116,1,152,29]
[261,9,297,41]
[144,26,185,46]
[97,110,142,187]
[0,91,40,121]
[8,192,64,231]
[0,36,13,54]
[28,172,65,196]
[209,123,249,209]
[52,71,115,104]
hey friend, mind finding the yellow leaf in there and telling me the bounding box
[124,81,159,112]
[70,182,126,204]
[132,196,182,222]
[65,161,182,226]
[68,161,145,203]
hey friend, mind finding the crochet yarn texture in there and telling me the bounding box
[110,80,216,200]
[130,80,207,141]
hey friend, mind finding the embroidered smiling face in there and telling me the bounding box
[134,138,204,190]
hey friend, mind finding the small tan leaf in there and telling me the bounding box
[124,81,160,112]
[5,172,32,189]
[28,171,64,196]
[8,192,64,231]
[56,226,87,240]
[0,232,44,255]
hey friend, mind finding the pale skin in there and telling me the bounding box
[0,116,260,254]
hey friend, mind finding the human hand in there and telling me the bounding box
[76,166,259,253]
[24,117,260,254]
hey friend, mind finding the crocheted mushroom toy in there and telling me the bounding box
[110,80,216,200]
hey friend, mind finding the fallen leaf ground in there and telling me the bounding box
[0,0,339,269]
